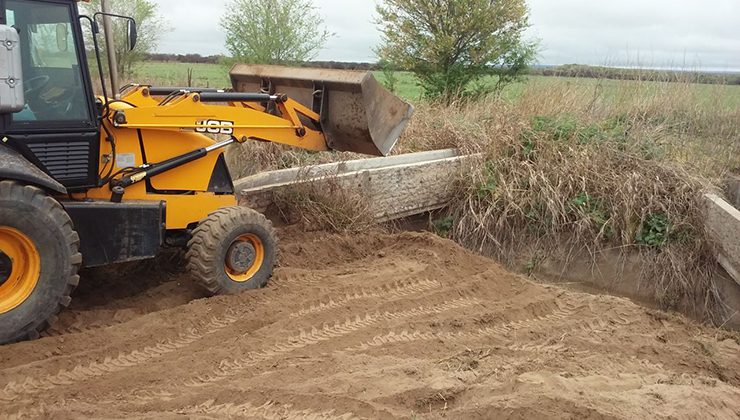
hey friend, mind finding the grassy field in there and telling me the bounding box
[130,61,232,88]
[130,61,740,110]
[378,71,740,110]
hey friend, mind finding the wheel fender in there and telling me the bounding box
[0,144,67,195]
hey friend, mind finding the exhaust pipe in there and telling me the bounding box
[100,0,120,98]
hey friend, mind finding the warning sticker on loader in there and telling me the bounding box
[116,153,136,168]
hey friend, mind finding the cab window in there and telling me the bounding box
[6,0,91,123]
[29,22,77,69]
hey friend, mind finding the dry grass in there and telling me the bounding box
[272,169,376,233]
[402,78,738,176]
[407,78,738,323]
[450,134,720,315]
[225,141,362,179]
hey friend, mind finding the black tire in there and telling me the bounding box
[0,181,81,344]
[186,206,277,295]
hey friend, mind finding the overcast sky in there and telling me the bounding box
[154,0,740,71]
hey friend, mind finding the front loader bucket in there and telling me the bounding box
[230,64,414,156]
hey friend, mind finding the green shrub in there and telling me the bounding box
[475,162,499,199]
[432,216,454,238]
[568,193,613,239]
[636,213,672,247]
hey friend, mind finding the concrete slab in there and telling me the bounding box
[234,149,459,191]
[236,149,479,222]
[725,175,740,209]
[705,193,740,286]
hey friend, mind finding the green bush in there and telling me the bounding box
[636,213,672,247]
[432,216,454,237]
[475,162,499,199]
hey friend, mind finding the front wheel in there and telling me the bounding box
[186,206,277,295]
[0,181,81,344]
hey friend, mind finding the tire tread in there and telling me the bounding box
[0,181,81,343]
[186,206,277,295]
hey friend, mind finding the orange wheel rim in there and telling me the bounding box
[225,233,265,283]
[0,227,40,314]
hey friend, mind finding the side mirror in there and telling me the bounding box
[55,23,69,52]
[126,20,137,51]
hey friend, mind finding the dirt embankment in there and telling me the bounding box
[1,230,739,419]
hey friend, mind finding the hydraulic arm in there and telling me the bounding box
[114,86,329,152]
[98,86,330,195]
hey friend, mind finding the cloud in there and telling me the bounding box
[152,0,740,70]
[154,0,230,55]
[154,0,379,61]
[526,0,740,70]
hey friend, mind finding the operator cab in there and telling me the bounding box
[0,0,131,190]
[5,0,90,122]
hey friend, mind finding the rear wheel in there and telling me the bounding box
[186,206,277,295]
[0,181,81,344]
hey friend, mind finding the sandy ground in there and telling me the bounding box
[1,230,739,419]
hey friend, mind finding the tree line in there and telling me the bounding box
[140,54,740,87]
[532,64,740,86]
[142,53,379,71]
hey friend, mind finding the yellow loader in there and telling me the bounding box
[0,0,412,343]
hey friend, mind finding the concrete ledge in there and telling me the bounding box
[234,149,459,191]
[725,174,740,209]
[705,193,740,286]
[236,149,478,222]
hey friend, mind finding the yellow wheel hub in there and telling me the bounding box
[225,233,265,282]
[0,227,40,314]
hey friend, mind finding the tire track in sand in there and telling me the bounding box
[182,297,479,388]
[2,271,324,375]
[178,399,361,420]
[44,271,320,338]
[2,274,448,406]
[339,303,708,386]
[0,311,245,402]
[270,269,324,288]
[6,405,50,420]
[289,279,441,318]
[343,302,638,353]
